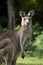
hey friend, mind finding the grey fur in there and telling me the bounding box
[0,10,35,65]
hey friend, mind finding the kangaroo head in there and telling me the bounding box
[19,10,35,26]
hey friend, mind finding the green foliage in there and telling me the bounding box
[31,31,43,57]
[34,31,43,50]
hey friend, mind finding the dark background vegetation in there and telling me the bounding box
[0,0,43,57]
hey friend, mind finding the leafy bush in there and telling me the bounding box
[32,31,43,57]
[33,31,43,50]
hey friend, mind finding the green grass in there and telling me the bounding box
[16,56,43,65]
[0,56,43,65]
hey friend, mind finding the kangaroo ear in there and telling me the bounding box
[19,11,25,17]
[28,10,35,17]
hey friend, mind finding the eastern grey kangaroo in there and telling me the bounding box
[0,10,35,65]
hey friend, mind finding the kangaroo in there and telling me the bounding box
[0,10,35,65]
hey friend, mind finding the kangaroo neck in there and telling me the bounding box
[21,26,28,33]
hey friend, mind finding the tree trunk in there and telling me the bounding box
[7,0,15,30]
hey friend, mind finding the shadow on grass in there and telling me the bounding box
[17,63,43,65]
